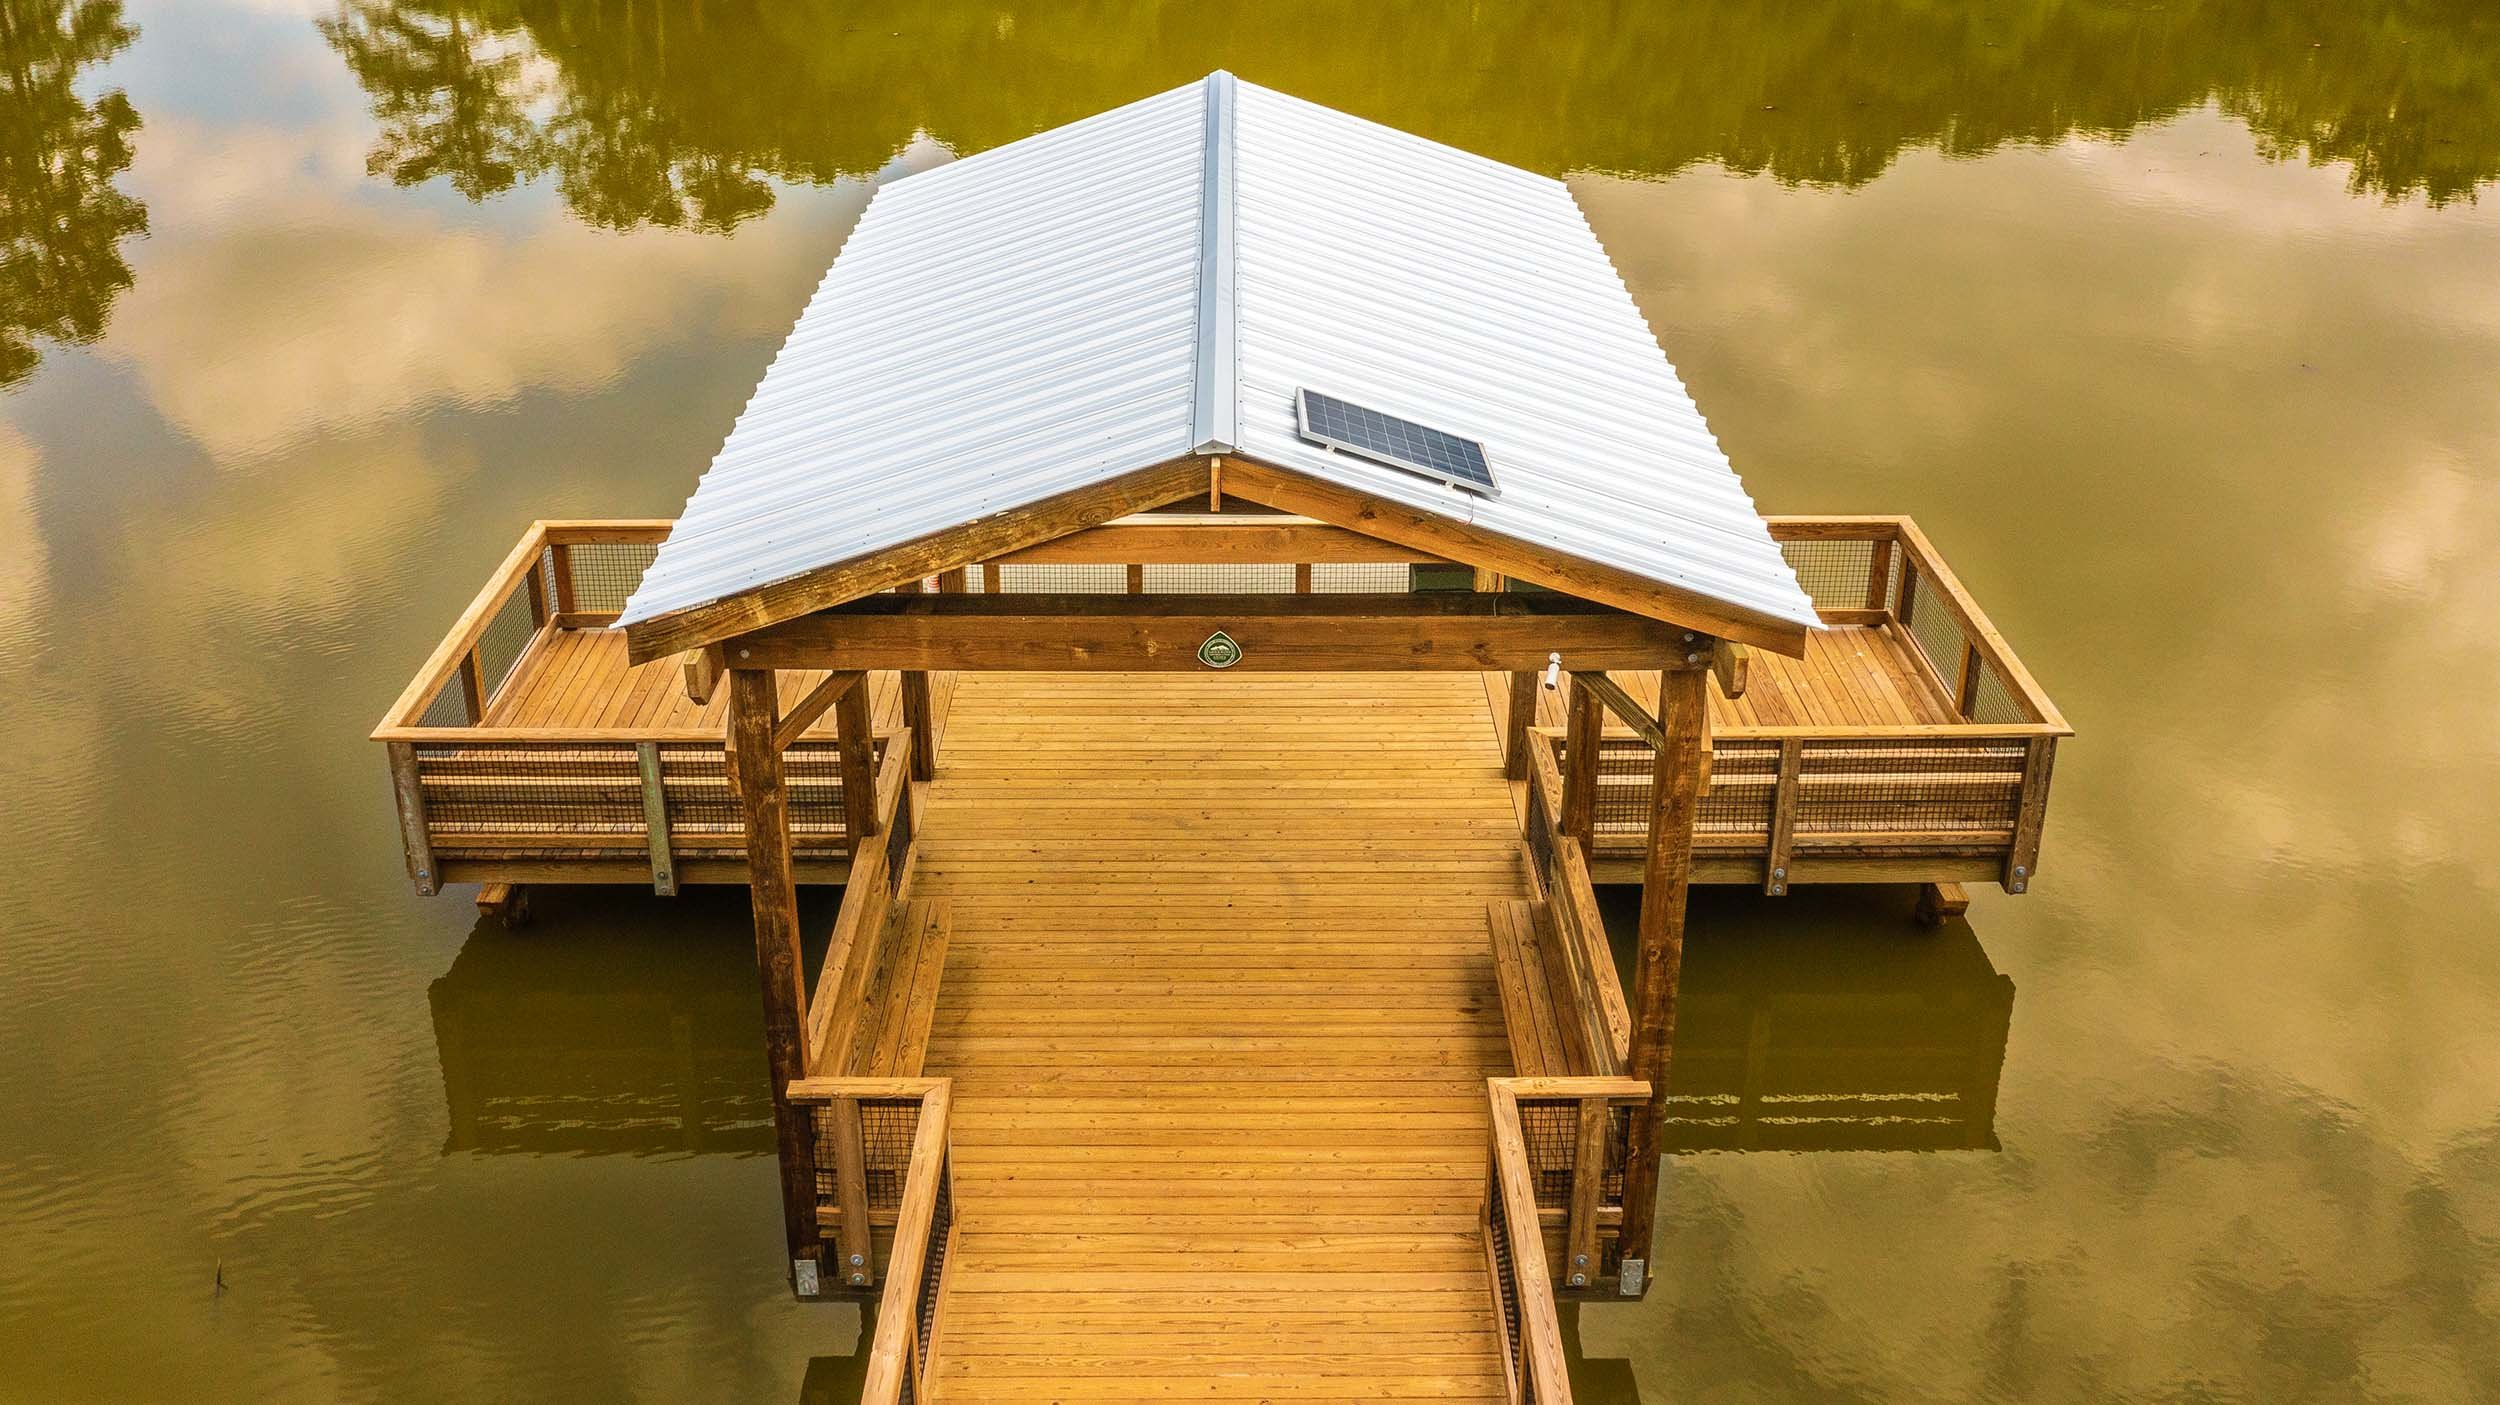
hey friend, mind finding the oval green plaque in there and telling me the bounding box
[1196,631,1242,669]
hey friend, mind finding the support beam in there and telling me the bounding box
[992,520,1447,566]
[902,580,935,782]
[836,675,879,853]
[727,668,819,1284]
[1572,671,1663,750]
[773,669,865,751]
[1617,661,1709,1291]
[1711,641,1750,699]
[683,645,723,705]
[1559,675,1603,847]
[727,593,1699,673]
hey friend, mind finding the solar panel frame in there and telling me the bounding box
[1294,388,1498,497]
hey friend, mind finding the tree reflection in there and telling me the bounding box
[0,0,146,386]
[319,0,2500,233]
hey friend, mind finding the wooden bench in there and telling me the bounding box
[1487,898,1625,1078]
[825,899,952,1078]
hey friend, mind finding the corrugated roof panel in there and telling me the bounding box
[1228,82,1818,632]
[621,73,1816,640]
[620,83,1209,624]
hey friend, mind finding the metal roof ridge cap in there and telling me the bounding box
[1189,70,1239,453]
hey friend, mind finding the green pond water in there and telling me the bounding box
[4,2,2499,1400]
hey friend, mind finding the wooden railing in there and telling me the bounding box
[1523,734,1632,1071]
[1551,518,2067,894]
[786,1076,957,1383]
[373,521,909,892]
[804,741,919,1071]
[1485,1075,1649,1400]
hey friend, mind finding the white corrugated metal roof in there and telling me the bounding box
[619,72,1818,639]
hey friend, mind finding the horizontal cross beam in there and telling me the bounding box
[990,520,1449,566]
[723,593,1709,673]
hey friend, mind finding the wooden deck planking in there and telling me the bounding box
[479,628,951,740]
[914,672,1525,1403]
[1497,619,1958,738]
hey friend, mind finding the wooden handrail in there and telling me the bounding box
[1486,1082,1572,1401]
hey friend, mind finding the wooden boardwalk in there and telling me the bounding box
[913,671,1532,1402]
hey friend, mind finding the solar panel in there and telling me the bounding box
[1295,389,1496,496]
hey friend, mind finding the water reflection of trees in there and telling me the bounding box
[319,0,2500,233]
[0,0,146,385]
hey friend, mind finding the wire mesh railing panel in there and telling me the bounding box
[1967,661,2033,726]
[563,541,660,612]
[1515,1098,1630,1222]
[416,677,475,728]
[1698,740,1779,841]
[1486,1179,1530,1403]
[1309,562,1410,592]
[416,742,646,842]
[1793,739,2028,839]
[1777,538,1878,612]
[987,563,1127,593]
[1587,738,1657,849]
[857,1098,922,1211]
[782,743,859,851]
[473,566,544,710]
[657,746,741,847]
[1143,563,1295,592]
[1902,571,1969,706]
[910,1160,953,1400]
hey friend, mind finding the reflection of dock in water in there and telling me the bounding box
[428,897,780,1155]
[1641,889,2016,1153]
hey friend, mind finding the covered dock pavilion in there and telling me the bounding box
[377,72,2068,1404]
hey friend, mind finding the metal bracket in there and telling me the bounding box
[1617,1257,1646,1296]
[792,1258,821,1297]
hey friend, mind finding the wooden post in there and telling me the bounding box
[1504,671,1538,781]
[550,541,578,614]
[457,651,486,724]
[2003,736,2056,893]
[727,668,820,1286]
[524,563,548,627]
[1866,534,1896,613]
[637,741,677,896]
[1617,660,1708,1293]
[1293,562,1313,594]
[903,579,936,782]
[837,674,880,852]
[1559,675,1603,847]
[1764,737,1803,896]
[1955,643,1983,718]
[1564,1098,1607,1289]
[828,1095,874,1288]
[1125,563,1145,594]
[386,741,438,896]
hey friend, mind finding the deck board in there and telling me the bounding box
[914,672,1523,1403]
[1504,618,1959,736]
[478,629,942,739]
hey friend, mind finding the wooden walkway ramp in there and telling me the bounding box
[912,671,1532,1403]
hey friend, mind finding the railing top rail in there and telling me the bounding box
[375,725,904,747]
[858,1079,953,1405]
[785,1075,947,1103]
[1487,1081,1574,1403]
[538,519,674,545]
